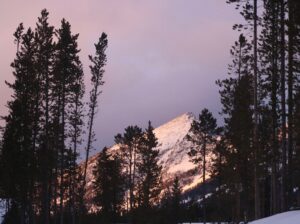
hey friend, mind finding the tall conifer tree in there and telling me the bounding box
[53,18,83,224]
[115,126,143,212]
[136,121,162,209]
[187,108,219,224]
[82,33,107,213]
[2,25,37,223]
[34,9,55,223]
[93,147,124,223]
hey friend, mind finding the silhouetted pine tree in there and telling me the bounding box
[170,176,182,224]
[134,121,162,223]
[34,9,55,223]
[115,126,143,212]
[1,9,108,223]
[93,147,124,223]
[230,75,254,222]
[82,33,107,214]
[136,121,162,209]
[1,25,38,223]
[259,0,281,214]
[278,0,288,211]
[287,0,300,208]
[53,18,83,223]
[216,33,254,222]
[226,0,262,217]
[187,108,219,224]
[294,90,300,206]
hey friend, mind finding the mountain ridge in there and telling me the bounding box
[82,112,211,210]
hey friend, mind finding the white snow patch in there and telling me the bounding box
[0,200,6,223]
[250,211,300,224]
[182,223,229,224]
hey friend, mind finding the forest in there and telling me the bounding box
[0,0,300,223]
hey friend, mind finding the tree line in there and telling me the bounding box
[0,9,170,224]
[90,122,163,223]
[157,0,300,222]
[0,1,300,223]
[156,0,300,222]
[192,0,300,223]
[0,9,107,224]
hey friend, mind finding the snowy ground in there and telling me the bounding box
[181,211,300,224]
[0,209,4,222]
[0,200,5,223]
[0,211,298,224]
[249,210,300,224]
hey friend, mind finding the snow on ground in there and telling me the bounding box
[181,223,228,224]
[0,200,5,223]
[181,211,300,224]
[249,211,300,224]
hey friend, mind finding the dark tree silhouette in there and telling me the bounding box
[187,108,219,224]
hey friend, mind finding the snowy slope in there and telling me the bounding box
[249,211,300,224]
[82,112,213,209]
[155,112,195,174]
[153,112,204,191]
[153,112,215,191]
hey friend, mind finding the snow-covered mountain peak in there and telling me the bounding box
[154,112,195,150]
[154,112,195,134]
[153,112,198,184]
[82,112,209,208]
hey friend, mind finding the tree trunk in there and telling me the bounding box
[60,79,66,224]
[280,0,287,212]
[287,0,295,209]
[42,68,50,224]
[253,0,261,219]
[202,138,206,224]
[81,77,99,216]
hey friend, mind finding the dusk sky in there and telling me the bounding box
[0,0,243,158]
